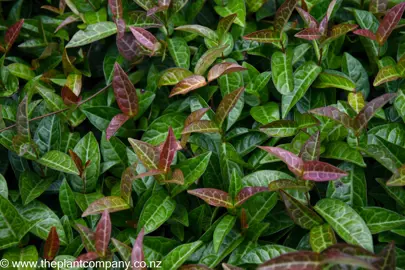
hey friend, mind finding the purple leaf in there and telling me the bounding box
[129,27,159,53]
[295,7,318,28]
[234,187,268,206]
[310,106,353,129]
[131,228,145,270]
[95,210,112,257]
[299,131,321,161]
[295,28,322,40]
[258,146,304,176]
[75,252,99,262]
[187,188,233,208]
[113,63,139,117]
[376,2,405,45]
[353,29,377,40]
[303,161,348,181]
[117,33,141,61]
[106,113,130,140]
[5,19,24,51]
[159,127,178,172]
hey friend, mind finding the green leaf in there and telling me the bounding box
[215,86,245,128]
[194,45,228,75]
[260,120,298,137]
[359,207,405,234]
[0,174,8,198]
[314,198,373,252]
[175,25,218,40]
[373,65,401,87]
[159,68,193,87]
[395,86,405,122]
[342,53,370,97]
[313,70,356,91]
[19,171,53,206]
[310,224,337,252]
[321,141,366,167]
[161,241,203,270]
[240,245,295,265]
[66,22,117,48]
[59,179,78,219]
[138,190,176,234]
[214,0,246,27]
[7,63,35,80]
[213,215,237,253]
[168,38,191,69]
[250,102,279,125]
[282,62,322,118]
[37,150,80,175]
[0,195,30,249]
[272,50,294,95]
[82,196,130,216]
[2,246,38,270]
[326,163,367,207]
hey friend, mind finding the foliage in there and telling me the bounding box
[1,0,405,269]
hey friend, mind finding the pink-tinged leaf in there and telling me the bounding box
[59,0,66,13]
[373,242,395,270]
[353,29,377,40]
[243,29,280,43]
[113,63,139,116]
[207,62,247,82]
[132,228,145,270]
[128,139,160,170]
[111,238,131,261]
[181,108,210,147]
[303,161,348,181]
[386,164,405,186]
[326,0,337,19]
[323,24,358,45]
[159,0,171,7]
[369,0,388,13]
[5,19,24,51]
[215,86,245,127]
[115,18,126,39]
[133,169,164,179]
[43,227,60,261]
[322,250,380,269]
[166,168,184,185]
[299,131,321,161]
[61,86,81,105]
[129,27,158,52]
[217,13,238,37]
[319,16,328,36]
[95,210,111,257]
[109,0,123,19]
[75,224,96,252]
[310,106,353,129]
[295,28,322,40]
[106,114,130,140]
[268,179,312,192]
[82,196,131,217]
[169,75,207,97]
[258,146,304,176]
[16,96,29,140]
[182,120,220,135]
[354,93,397,134]
[187,188,233,208]
[41,5,61,14]
[147,5,169,16]
[158,127,177,172]
[55,15,79,33]
[75,252,99,262]
[180,264,212,270]
[295,7,318,28]
[373,65,401,86]
[222,264,243,270]
[376,2,405,45]
[234,187,268,206]
[258,251,321,270]
[120,165,136,205]
[116,33,140,61]
[274,0,298,33]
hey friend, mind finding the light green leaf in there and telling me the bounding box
[66,22,117,48]
[213,215,237,253]
[194,45,228,75]
[59,178,78,219]
[214,0,246,27]
[250,102,280,125]
[342,53,370,97]
[19,171,54,206]
[138,191,176,234]
[282,62,322,118]
[2,246,38,270]
[7,63,35,80]
[260,120,298,137]
[314,198,373,252]
[240,244,295,265]
[37,150,80,175]
[0,174,7,198]
[142,113,186,146]
[359,207,405,234]
[272,50,294,95]
[161,241,203,270]
[313,70,356,91]
[310,224,337,252]
[168,38,191,69]
[321,141,366,167]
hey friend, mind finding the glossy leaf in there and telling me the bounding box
[274,0,298,33]
[243,30,280,43]
[37,151,80,175]
[43,227,60,261]
[258,146,304,176]
[260,120,298,137]
[215,87,245,127]
[130,27,159,52]
[310,224,337,252]
[158,127,177,172]
[66,22,117,48]
[272,50,294,95]
[95,210,111,257]
[106,113,130,140]
[187,188,233,208]
[386,165,405,186]
[113,63,139,117]
[235,187,268,206]
[5,19,24,50]
[299,131,321,161]
[132,228,145,270]
[373,65,401,87]
[207,62,246,83]
[295,28,322,40]
[303,161,348,181]
[376,3,405,45]
[170,75,207,97]
[82,196,130,216]
[194,45,228,75]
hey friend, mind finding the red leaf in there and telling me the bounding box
[129,27,159,52]
[75,252,99,262]
[319,16,328,35]
[376,2,405,45]
[159,127,177,172]
[295,28,322,40]
[43,227,60,261]
[55,15,79,33]
[5,19,24,51]
[258,146,304,176]
[61,86,81,105]
[303,161,348,181]
[353,29,377,40]
[113,63,139,116]
[207,62,247,82]
[132,228,145,270]
[109,0,123,19]
[95,210,112,257]
[310,106,353,129]
[295,7,318,28]
[354,93,397,134]
[187,188,233,208]
[106,113,130,140]
[234,187,268,206]
[69,150,83,176]
[116,33,140,61]
[181,108,210,147]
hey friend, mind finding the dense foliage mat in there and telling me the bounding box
[1,0,405,269]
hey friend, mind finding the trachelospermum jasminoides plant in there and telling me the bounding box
[2,0,405,269]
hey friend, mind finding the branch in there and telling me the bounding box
[0,83,111,133]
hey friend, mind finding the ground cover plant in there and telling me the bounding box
[1,0,405,269]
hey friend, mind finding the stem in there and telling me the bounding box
[0,84,111,133]
[318,48,323,66]
[279,40,285,53]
